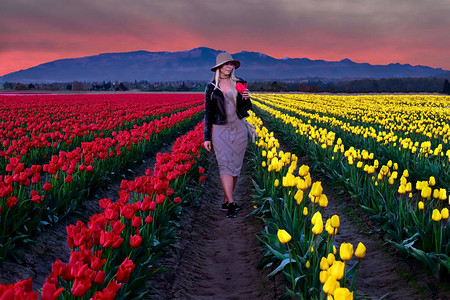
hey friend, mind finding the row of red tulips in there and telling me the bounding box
[0,104,203,262]
[0,94,202,173]
[0,120,207,299]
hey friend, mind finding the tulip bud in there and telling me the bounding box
[319,270,328,283]
[421,186,432,199]
[294,189,304,205]
[310,181,323,197]
[298,165,310,177]
[319,194,328,207]
[277,229,291,244]
[398,185,406,195]
[429,176,436,186]
[323,276,339,295]
[311,211,322,225]
[433,189,440,199]
[418,201,424,210]
[339,242,353,261]
[303,207,308,216]
[334,288,354,299]
[320,257,330,270]
[432,209,442,221]
[355,242,366,259]
[328,261,345,280]
[274,179,279,187]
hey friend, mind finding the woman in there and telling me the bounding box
[204,52,252,218]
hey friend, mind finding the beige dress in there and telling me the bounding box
[212,90,248,176]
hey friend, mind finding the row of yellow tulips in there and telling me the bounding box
[254,94,450,186]
[246,111,365,299]
[251,95,450,275]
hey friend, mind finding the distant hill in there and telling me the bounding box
[1,47,447,83]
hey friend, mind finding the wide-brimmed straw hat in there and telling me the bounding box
[211,52,240,71]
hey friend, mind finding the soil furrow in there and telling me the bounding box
[145,152,283,300]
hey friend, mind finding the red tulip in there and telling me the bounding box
[235,82,247,93]
[130,234,142,248]
[41,282,64,300]
[94,270,106,285]
[42,182,52,191]
[115,257,135,283]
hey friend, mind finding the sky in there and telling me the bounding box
[1,0,450,77]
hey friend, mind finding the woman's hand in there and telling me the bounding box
[242,89,250,100]
[204,141,212,152]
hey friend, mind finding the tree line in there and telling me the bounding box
[1,77,450,94]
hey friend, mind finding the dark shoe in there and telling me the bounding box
[226,202,237,218]
[221,202,240,211]
[221,202,229,211]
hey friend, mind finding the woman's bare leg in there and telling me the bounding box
[223,175,239,203]
[220,174,235,203]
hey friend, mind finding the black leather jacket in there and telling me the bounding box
[204,79,252,141]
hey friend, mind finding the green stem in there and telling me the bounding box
[287,243,295,292]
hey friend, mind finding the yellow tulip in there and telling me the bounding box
[312,220,324,235]
[328,261,345,280]
[320,270,328,283]
[297,178,308,191]
[439,189,447,201]
[262,161,266,167]
[356,161,363,168]
[298,164,310,177]
[339,242,353,261]
[421,186,432,199]
[311,211,322,225]
[433,188,440,199]
[310,181,323,197]
[327,253,335,265]
[323,276,339,295]
[398,185,406,195]
[320,257,330,270]
[262,150,267,157]
[331,215,340,228]
[306,260,311,269]
[429,176,436,186]
[388,177,394,185]
[416,181,423,190]
[432,209,442,221]
[406,182,412,192]
[274,179,279,187]
[333,288,354,300]
[294,189,304,205]
[441,208,449,219]
[303,207,308,216]
[319,194,328,207]
[277,229,291,244]
[355,242,366,259]
[325,219,335,235]
[418,201,424,210]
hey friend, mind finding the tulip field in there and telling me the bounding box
[247,93,450,298]
[1,92,450,299]
[0,93,208,299]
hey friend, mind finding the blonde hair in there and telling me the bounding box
[211,65,239,105]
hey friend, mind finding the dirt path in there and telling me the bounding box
[145,152,283,300]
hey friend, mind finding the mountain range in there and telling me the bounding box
[1,47,448,83]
